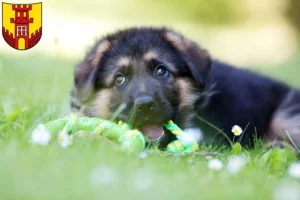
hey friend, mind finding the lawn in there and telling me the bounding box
[0,49,300,200]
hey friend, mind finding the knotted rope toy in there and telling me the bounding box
[31,115,199,154]
[164,120,199,154]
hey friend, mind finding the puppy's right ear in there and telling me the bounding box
[71,39,111,108]
[163,30,211,86]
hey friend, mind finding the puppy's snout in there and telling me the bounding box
[134,96,155,113]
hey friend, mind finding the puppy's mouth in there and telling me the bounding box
[139,124,165,142]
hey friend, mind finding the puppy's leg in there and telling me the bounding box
[267,90,300,151]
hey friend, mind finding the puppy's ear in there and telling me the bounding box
[71,39,111,108]
[164,30,211,86]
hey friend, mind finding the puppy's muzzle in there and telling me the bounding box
[134,96,155,114]
[133,96,165,142]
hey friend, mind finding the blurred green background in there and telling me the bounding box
[2,0,300,85]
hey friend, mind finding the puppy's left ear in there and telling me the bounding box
[163,30,211,86]
[71,39,111,112]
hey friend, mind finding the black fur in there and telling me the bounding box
[71,26,300,149]
[194,60,296,146]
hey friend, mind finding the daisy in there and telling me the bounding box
[90,165,119,186]
[208,158,224,171]
[273,181,300,200]
[231,125,243,136]
[130,168,154,192]
[31,124,51,145]
[139,151,148,159]
[288,162,300,179]
[226,154,248,175]
[57,130,73,148]
[178,128,203,146]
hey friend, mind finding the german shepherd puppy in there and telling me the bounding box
[70,27,300,149]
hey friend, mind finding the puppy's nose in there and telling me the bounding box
[134,96,155,113]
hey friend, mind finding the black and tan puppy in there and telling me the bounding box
[70,27,300,149]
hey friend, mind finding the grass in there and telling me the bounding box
[0,50,300,200]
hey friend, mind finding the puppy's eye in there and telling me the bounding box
[155,65,169,77]
[115,74,126,85]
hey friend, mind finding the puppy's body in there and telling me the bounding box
[70,27,300,149]
[194,60,300,146]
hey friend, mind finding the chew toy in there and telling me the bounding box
[38,115,145,152]
[32,116,199,154]
[163,120,199,154]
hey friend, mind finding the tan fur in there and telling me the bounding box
[267,110,300,148]
[143,50,159,61]
[143,50,178,73]
[267,91,300,149]
[175,78,199,126]
[73,40,112,109]
[175,78,197,107]
[90,40,111,67]
[164,31,189,52]
[164,30,211,81]
[117,56,130,67]
[74,61,91,82]
[165,31,210,64]
[89,89,113,119]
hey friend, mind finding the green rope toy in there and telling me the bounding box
[31,115,199,154]
[164,120,199,154]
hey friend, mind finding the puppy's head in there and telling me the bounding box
[71,27,211,142]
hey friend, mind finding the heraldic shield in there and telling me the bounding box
[2,2,42,50]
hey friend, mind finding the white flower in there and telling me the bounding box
[139,151,148,159]
[90,165,119,186]
[178,128,203,146]
[226,154,248,175]
[57,130,73,148]
[273,181,300,200]
[31,124,51,145]
[231,125,243,136]
[288,162,300,179]
[208,159,224,171]
[129,168,154,192]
